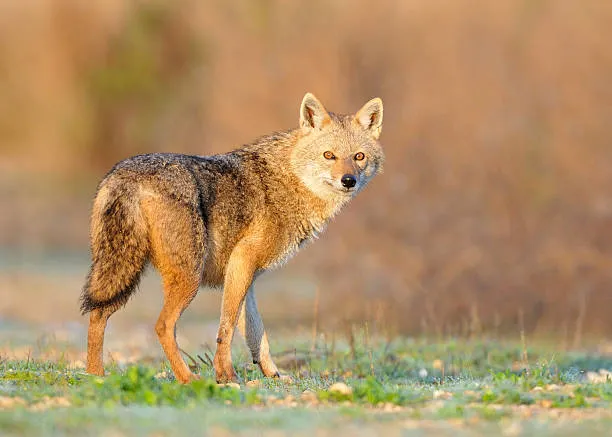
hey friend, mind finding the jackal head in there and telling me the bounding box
[290,93,385,204]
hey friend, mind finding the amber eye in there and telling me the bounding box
[354,152,365,161]
[323,151,335,160]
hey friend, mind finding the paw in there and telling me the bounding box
[176,372,201,384]
[86,365,105,377]
[275,373,294,384]
[264,370,293,383]
[213,350,240,384]
[218,382,241,390]
[258,359,281,379]
[215,368,241,384]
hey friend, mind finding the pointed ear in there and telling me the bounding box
[355,97,383,139]
[299,92,331,132]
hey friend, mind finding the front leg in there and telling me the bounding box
[214,243,256,383]
[237,286,280,378]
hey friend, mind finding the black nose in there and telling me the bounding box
[341,174,357,188]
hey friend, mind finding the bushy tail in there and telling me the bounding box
[80,187,149,314]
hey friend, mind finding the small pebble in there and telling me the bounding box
[329,382,352,395]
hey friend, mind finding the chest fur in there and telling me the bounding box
[261,215,329,270]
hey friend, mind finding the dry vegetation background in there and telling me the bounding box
[1,0,612,343]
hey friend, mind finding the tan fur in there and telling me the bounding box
[80,93,384,383]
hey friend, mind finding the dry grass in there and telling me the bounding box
[1,0,612,338]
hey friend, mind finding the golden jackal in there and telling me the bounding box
[80,93,384,383]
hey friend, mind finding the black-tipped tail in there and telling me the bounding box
[80,191,149,315]
[80,266,145,314]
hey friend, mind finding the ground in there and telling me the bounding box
[1,323,612,436]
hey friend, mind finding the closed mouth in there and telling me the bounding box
[324,180,355,194]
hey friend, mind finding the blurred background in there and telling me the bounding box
[1,0,612,352]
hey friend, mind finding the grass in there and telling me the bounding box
[1,337,612,435]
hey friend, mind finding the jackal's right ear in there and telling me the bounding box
[300,93,331,133]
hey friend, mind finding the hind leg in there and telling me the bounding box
[143,197,205,383]
[86,304,120,376]
[155,274,200,383]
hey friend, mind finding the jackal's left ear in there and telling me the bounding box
[300,93,331,133]
[355,98,383,140]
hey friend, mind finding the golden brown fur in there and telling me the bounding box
[80,93,384,383]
